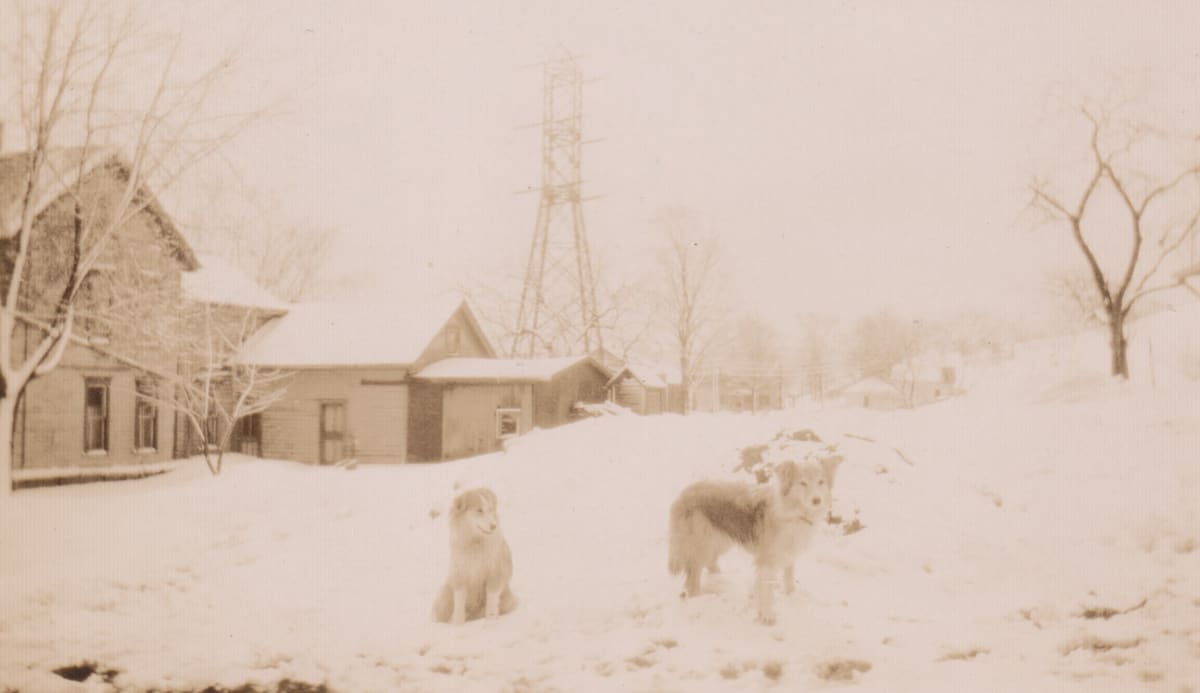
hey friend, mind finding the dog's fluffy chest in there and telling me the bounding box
[449,535,510,585]
[759,514,817,564]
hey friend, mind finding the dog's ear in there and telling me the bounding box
[453,492,468,514]
[775,461,797,494]
[819,454,844,486]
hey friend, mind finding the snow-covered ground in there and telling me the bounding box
[2,353,1198,691]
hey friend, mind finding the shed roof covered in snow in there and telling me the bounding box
[182,254,288,313]
[235,296,490,367]
[413,355,598,382]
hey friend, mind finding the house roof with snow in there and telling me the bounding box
[235,296,492,367]
[413,355,601,382]
[0,147,197,269]
[841,377,900,395]
[182,254,289,313]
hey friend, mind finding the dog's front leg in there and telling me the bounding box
[485,585,501,619]
[783,564,795,595]
[451,586,467,625]
[756,567,776,625]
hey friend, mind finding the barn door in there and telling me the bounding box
[319,401,347,465]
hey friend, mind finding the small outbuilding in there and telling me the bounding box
[607,365,669,415]
[410,355,611,460]
[840,377,905,410]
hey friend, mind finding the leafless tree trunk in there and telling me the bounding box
[1031,108,1200,379]
[655,208,727,414]
[0,1,261,497]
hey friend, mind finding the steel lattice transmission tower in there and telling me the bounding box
[511,50,603,358]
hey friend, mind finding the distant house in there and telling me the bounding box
[1,148,197,471]
[892,362,959,407]
[840,377,904,410]
[607,365,669,415]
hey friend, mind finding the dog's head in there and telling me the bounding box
[450,487,501,538]
[774,454,843,521]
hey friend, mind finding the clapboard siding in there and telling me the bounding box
[16,349,176,469]
[613,376,646,412]
[532,360,609,429]
[354,383,408,463]
[441,384,532,460]
[260,368,408,465]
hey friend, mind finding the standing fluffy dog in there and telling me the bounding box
[432,487,518,624]
[668,456,841,623]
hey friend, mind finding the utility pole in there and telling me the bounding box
[511,49,603,357]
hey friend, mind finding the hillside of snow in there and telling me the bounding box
[1,349,1198,691]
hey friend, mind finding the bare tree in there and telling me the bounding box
[174,303,290,475]
[1030,107,1200,378]
[183,176,348,302]
[797,312,837,401]
[0,1,260,496]
[848,309,921,386]
[655,207,728,413]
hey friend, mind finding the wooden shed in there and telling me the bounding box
[607,365,669,415]
[410,355,610,460]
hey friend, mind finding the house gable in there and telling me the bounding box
[412,302,496,370]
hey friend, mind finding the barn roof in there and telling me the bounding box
[0,147,197,269]
[182,254,289,313]
[235,296,488,367]
[413,355,598,382]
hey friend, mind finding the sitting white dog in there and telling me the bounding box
[432,487,518,624]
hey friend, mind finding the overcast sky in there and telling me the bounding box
[10,0,1200,330]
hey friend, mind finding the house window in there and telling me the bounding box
[78,271,113,343]
[83,378,109,453]
[496,408,520,439]
[445,326,461,355]
[134,378,158,451]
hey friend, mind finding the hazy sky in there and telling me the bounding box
[12,0,1200,329]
